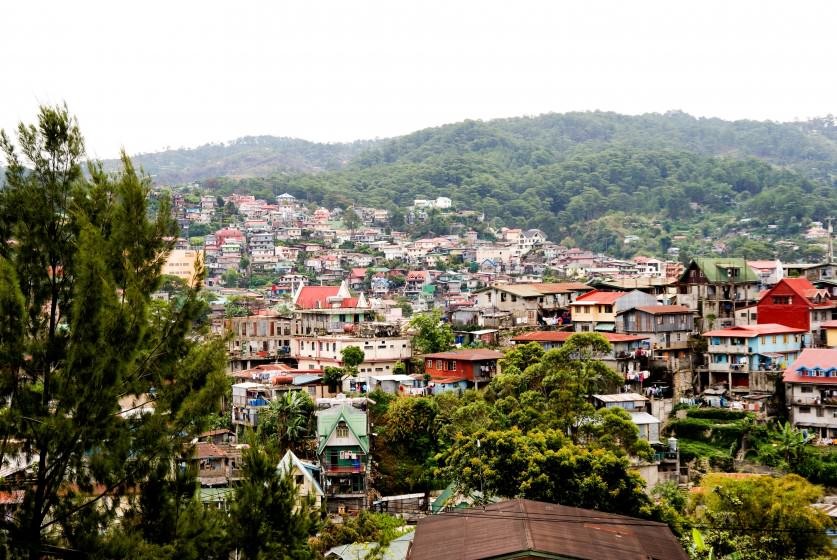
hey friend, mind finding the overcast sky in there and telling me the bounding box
[2,0,835,159]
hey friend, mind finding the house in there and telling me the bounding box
[325,532,414,560]
[570,290,632,332]
[423,349,504,390]
[510,331,649,383]
[700,324,805,395]
[783,349,837,439]
[406,499,688,560]
[474,282,591,326]
[592,392,648,413]
[757,278,835,346]
[231,382,271,430]
[824,320,837,348]
[615,305,695,353]
[161,249,204,285]
[748,259,784,287]
[277,450,324,510]
[676,258,760,329]
[188,442,243,487]
[316,399,370,514]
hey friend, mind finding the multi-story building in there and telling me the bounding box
[226,311,294,370]
[422,349,504,391]
[511,331,649,381]
[316,396,370,514]
[475,282,592,327]
[161,248,204,285]
[570,290,632,332]
[757,278,835,346]
[291,282,412,380]
[700,323,805,395]
[676,258,760,329]
[784,349,837,439]
[615,305,695,353]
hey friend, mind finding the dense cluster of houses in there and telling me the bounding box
[161,191,837,519]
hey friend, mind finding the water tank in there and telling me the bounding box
[668,437,678,453]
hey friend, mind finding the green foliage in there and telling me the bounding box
[687,473,834,559]
[314,511,408,555]
[686,409,750,421]
[439,428,653,517]
[408,308,454,355]
[194,112,837,260]
[256,390,315,454]
[230,446,320,559]
[322,366,344,392]
[0,106,228,557]
[341,345,365,376]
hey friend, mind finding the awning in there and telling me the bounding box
[595,324,615,332]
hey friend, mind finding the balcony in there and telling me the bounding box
[324,463,366,474]
[707,362,749,373]
[708,343,749,354]
[792,396,837,407]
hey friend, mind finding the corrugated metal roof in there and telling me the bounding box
[407,499,688,560]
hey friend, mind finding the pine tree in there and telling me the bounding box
[230,445,320,559]
[0,105,228,558]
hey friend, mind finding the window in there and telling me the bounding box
[336,422,349,438]
[447,360,457,371]
[425,359,432,370]
[799,406,811,414]
[500,293,507,302]
[436,360,444,370]
[772,296,791,305]
[817,408,825,417]
[801,386,814,393]
[295,475,304,486]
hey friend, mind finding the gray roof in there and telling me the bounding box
[292,374,323,385]
[629,412,661,425]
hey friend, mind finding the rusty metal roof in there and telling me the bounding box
[407,499,688,560]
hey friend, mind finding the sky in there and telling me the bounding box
[2,0,835,159]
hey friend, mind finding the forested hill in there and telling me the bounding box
[353,112,837,182]
[103,136,377,184]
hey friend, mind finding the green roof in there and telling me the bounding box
[680,258,758,284]
[316,404,369,455]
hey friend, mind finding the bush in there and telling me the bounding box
[667,418,713,440]
[687,409,749,421]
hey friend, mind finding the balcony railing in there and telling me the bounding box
[324,463,366,474]
[792,396,837,406]
[708,344,749,354]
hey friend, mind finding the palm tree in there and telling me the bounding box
[258,391,313,454]
[776,421,809,467]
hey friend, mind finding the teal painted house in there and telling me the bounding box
[701,323,805,395]
[317,403,369,513]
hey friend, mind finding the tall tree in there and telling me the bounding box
[408,308,454,355]
[230,446,320,559]
[341,345,365,377]
[0,106,227,557]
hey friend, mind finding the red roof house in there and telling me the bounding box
[757,278,835,333]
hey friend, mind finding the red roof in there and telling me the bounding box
[512,331,648,343]
[783,349,837,384]
[295,286,341,309]
[423,349,504,361]
[822,320,837,328]
[759,278,833,309]
[350,268,367,279]
[703,323,806,338]
[633,305,692,315]
[571,290,627,305]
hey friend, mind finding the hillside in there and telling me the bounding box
[103,135,377,184]
[191,112,837,260]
